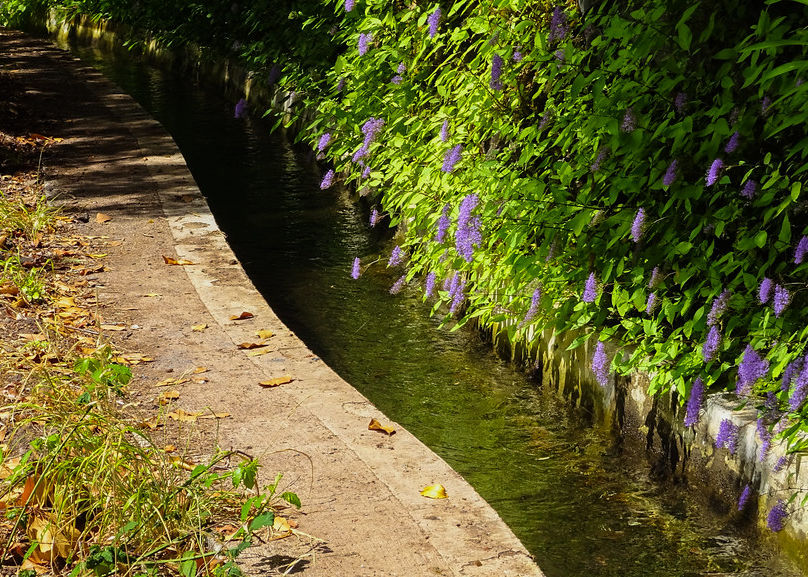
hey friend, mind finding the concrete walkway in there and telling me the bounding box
[0,29,543,577]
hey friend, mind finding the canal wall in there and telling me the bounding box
[35,10,808,567]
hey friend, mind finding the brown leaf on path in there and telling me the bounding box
[115,353,154,365]
[368,418,396,435]
[191,323,208,332]
[163,445,176,453]
[88,253,108,259]
[170,456,197,471]
[139,416,163,429]
[198,412,230,420]
[247,348,271,357]
[96,213,112,223]
[167,409,203,422]
[420,484,448,499]
[143,293,162,297]
[237,341,267,350]
[0,283,19,296]
[162,255,195,266]
[154,376,190,387]
[158,390,180,405]
[259,376,293,388]
[100,324,127,331]
[256,329,274,339]
[273,516,292,532]
[179,194,196,203]
[229,311,254,321]
[193,367,208,374]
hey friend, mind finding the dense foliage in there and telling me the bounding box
[4,0,808,502]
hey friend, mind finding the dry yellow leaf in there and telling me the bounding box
[420,484,448,499]
[162,255,195,266]
[140,416,162,429]
[170,456,196,471]
[259,376,293,388]
[143,293,162,297]
[256,329,274,339]
[163,445,176,453]
[96,212,112,223]
[198,412,230,420]
[167,409,203,422]
[368,418,396,435]
[247,348,271,357]
[193,367,209,374]
[100,324,127,331]
[229,311,254,321]
[191,324,208,332]
[238,341,267,350]
[154,376,190,387]
[88,253,108,259]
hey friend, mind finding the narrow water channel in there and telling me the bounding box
[61,40,802,577]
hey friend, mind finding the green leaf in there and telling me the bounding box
[249,512,275,532]
[281,491,302,508]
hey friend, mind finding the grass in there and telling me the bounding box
[0,172,300,576]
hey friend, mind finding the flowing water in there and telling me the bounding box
[60,39,803,577]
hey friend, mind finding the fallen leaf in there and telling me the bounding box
[154,376,190,387]
[158,390,180,405]
[0,283,19,296]
[191,324,208,332]
[170,456,196,471]
[259,376,293,388]
[163,445,176,453]
[143,293,162,297]
[247,348,271,357]
[179,194,196,203]
[88,253,108,259]
[167,409,203,422]
[162,255,195,266]
[115,353,154,365]
[273,516,292,532]
[198,412,230,420]
[420,484,448,499]
[101,324,127,331]
[192,377,208,384]
[193,367,208,374]
[140,416,163,429]
[237,341,267,350]
[96,213,112,223]
[368,418,396,435]
[256,329,274,339]
[230,311,254,321]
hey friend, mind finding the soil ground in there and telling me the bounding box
[0,28,543,577]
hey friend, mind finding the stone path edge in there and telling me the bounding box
[49,36,544,577]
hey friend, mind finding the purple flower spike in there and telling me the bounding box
[782,358,803,393]
[490,54,504,91]
[674,92,687,114]
[645,292,658,315]
[337,77,347,92]
[425,272,437,298]
[737,345,769,396]
[317,132,332,152]
[435,203,451,243]
[707,290,730,326]
[621,108,636,132]
[794,235,808,264]
[345,0,355,11]
[513,50,523,62]
[590,149,607,173]
[758,277,773,304]
[592,341,610,387]
[702,325,721,363]
[663,160,678,187]
[762,96,773,115]
[774,455,788,472]
[351,257,361,279]
[390,275,407,295]
[234,98,248,119]
[582,272,598,303]
[370,208,380,227]
[757,418,772,462]
[773,284,791,317]
[521,288,542,327]
[448,272,466,313]
[706,158,724,186]
[456,194,482,262]
[391,75,403,85]
[767,500,788,532]
[320,169,335,190]
[554,49,565,62]
[397,62,406,74]
[388,245,404,267]
[439,119,449,142]
[715,419,739,453]
[631,208,646,243]
[741,179,758,199]
[427,8,441,39]
[442,144,463,173]
[738,485,752,511]
[684,378,704,427]
[548,7,567,43]
[358,33,371,56]
[725,131,740,154]
[789,365,808,411]
[648,266,662,289]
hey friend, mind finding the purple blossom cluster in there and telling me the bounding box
[351,257,361,279]
[388,245,404,267]
[358,32,372,56]
[591,341,610,387]
[390,275,407,294]
[757,417,772,462]
[707,289,730,326]
[440,119,450,142]
[391,75,403,85]
[317,132,332,152]
[631,208,646,243]
[427,8,441,39]
[548,7,567,43]
[684,378,704,427]
[741,179,758,199]
[767,500,788,532]
[320,169,335,190]
[435,203,451,243]
[663,160,678,187]
[582,273,598,303]
[442,144,463,173]
[621,108,636,132]
[738,485,752,511]
[490,54,504,91]
[648,266,662,289]
[702,325,721,363]
[447,272,466,313]
[645,292,657,315]
[353,116,385,162]
[674,92,687,114]
[590,149,607,172]
[370,208,380,227]
[736,345,769,396]
[795,235,808,265]
[425,271,437,298]
[706,158,724,186]
[513,50,523,62]
[788,360,808,412]
[234,98,248,119]
[715,419,739,454]
[758,277,773,304]
[345,0,355,11]
[783,357,803,393]
[337,77,347,92]
[773,284,790,317]
[774,455,789,472]
[725,131,740,154]
[456,194,482,262]
[520,288,542,327]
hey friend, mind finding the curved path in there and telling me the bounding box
[0,29,543,577]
